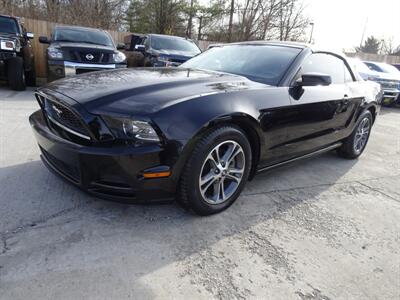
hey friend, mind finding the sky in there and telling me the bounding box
[303,0,400,52]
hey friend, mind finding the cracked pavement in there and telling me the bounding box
[0,87,399,299]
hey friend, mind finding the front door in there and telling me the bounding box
[284,53,356,157]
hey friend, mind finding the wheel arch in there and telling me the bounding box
[171,113,262,183]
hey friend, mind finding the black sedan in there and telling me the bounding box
[30,41,382,215]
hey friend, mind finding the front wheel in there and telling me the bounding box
[178,126,252,215]
[337,110,373,159]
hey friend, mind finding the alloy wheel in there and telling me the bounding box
[354,117,370,154]
[199,140,245,204]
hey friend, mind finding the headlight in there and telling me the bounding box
[103,117,160,142]
[47,47,63,59]
[113,51,126,63]
[0,40,15,51]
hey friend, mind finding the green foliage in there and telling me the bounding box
[356,36,381,54]
[125,0,189,35]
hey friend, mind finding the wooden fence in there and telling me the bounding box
[23,18,133,78]
[22,18,400,79]
[345,52,400,64]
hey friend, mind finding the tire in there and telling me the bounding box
[178,126,252,215]
[7,57,26,91]
[25,65,36,87]
[337,110,373,159]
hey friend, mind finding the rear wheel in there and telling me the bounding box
[7,57,26,91]
[178,126,252,215]
[337,111,373,159]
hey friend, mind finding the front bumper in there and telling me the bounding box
[48,60,127,81]
[381,89,400,105]
[29,110,175,202]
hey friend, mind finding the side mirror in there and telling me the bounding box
[116,43,125,50]
[134,44,145,53]
[39,36,50,44]
[296,73,332,87]
[26,32,34,39]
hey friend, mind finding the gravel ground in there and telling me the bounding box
[0,86,399,300]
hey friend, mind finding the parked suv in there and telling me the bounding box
[39,26,127,82]
[126,34,201,67]
[0,15,36,90]
[364,61,400,105]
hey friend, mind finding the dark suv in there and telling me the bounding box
[39,26,127,82]
[0,15,36,90]
[127,34,201,67]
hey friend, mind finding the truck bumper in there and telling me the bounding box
[48,60,127,82]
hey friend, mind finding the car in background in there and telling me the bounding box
[364,61,400,105]
[349,60,400,106]
[131,34,201,67]
[207,43,223,50]
[39,26,127,82]
[0,14,36,90]
[392,64,400,71]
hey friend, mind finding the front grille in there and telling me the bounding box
[377,79,400,90]
[36,94,91,141]
[68,50,111,63]
[0,52,15,60]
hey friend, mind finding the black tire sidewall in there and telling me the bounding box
[7,57,26,91]
[339,110,373,158]
[183,126,252,215]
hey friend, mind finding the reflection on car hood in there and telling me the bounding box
[41,68,267,115]
[154,49,198,59]
[51,41,116,52]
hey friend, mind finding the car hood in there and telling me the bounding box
[51,41,116,52]
[41,68,267,115]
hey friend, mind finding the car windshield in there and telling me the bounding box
[0,16,19,34]
[54,28,114,47]
[377,63,400,74]
[181,44,301,85]
[151,36,201,54]
[349,59,371,73]
[365,62,383,72]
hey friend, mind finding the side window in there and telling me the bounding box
[298,53,345,84]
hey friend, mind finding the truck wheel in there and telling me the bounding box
[26,66,36,87]
[7,57,26,91]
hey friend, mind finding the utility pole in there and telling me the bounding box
[228,0,234,42]
[359,17,368,48]
[308,22,314,44]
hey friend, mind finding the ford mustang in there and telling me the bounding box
[29,41,382,215]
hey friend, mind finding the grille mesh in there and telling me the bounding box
[38,94,91,139]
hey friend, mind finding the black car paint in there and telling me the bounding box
[29,43,381,202]
[0,15,35,81]
[131,34,201,67]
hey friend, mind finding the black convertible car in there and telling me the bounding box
[30,41,382,215]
